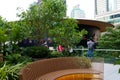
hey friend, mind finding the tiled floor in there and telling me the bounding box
[104,63,120,80]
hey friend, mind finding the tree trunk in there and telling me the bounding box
[0,54,3,62]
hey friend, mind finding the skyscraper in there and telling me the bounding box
[38,0,42,3]
[71,5,85,19]
[95,0,120,26]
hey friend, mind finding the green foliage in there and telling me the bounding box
[4,53,32,65]
[18,0,66,41]
[0,29,7,43]
[8,22,29,42]
[49,18,87,48]
[115,59,120,73]
[17,0,87,48]
[73,57,91,68]
[118,69,120,73]
[114,59,120,65]
[49,51,64,58]
[3,21,30,54]
[0,16,30,54]
[97,27,120,58]
[0,62,23,80]
[23,46,51,58]
[0,28,7,53]
[59,50,79,57]
[40,0,66,25]
[98,27,120,49]
[0,16,9,53]
[98,26,120,73]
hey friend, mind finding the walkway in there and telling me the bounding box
[104,63,120,80]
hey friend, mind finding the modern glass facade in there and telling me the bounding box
[108,0,117,11]
[95,0,120,26]
[71,5,85,19]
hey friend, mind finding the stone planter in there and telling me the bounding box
[0,54,3,62]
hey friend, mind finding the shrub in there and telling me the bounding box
[0,62,23,80]
[73,57,91,68]
[49,51,64,58]
[4,53,32,65]
[22,46,51,58]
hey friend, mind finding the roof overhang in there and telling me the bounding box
[77,19,114,32]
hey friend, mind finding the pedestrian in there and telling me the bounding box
[87,38,95,58]
[57,45,64,52]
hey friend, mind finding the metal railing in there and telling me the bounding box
[73,48,120,52]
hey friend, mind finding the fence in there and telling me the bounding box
[72,47,120,63]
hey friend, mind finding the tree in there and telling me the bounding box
[97,27,120,58]
[0,16,8,53]
[17,0,87,49]
[98,27,120,73]
[18,0,66,40]
[8,21,29,43]
[5,21,30,53]
[49,18,87,48]
[98,27,120,49]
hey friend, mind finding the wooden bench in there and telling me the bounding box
[19,57,103,80]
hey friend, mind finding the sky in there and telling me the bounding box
[0,0,37,21]
[0,0,94,21]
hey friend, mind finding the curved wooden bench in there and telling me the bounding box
[19,57,103,80]
[37,69,102,80]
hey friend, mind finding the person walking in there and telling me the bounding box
[87,38,95,58]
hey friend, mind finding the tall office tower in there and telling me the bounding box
[71,5,85,19]
[38,0,42,3]
[95,0,120,26]
[95,0,107,15]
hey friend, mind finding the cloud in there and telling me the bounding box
[0,0,37,21]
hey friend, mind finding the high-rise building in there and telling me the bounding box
[71,5,85,19]
[38,0,42,3]
[95,0,120,26]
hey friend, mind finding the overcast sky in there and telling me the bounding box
[0,0,37,21]
[0,0,94,21]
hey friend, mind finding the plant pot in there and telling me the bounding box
[0,54,3,62]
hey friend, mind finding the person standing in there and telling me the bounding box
[57,45,64,52]
[87,39,95,58]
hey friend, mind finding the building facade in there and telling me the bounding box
[95,0,120,26]
[38,0,42,2]
[71,5,85,19]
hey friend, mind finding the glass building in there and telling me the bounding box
[95,0,120,26]
[71,5,85,19]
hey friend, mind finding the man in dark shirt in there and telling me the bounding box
[77,35,87,48]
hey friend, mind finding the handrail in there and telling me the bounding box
[73,48,120,52]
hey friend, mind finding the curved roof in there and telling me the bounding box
[77,19,114,32]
